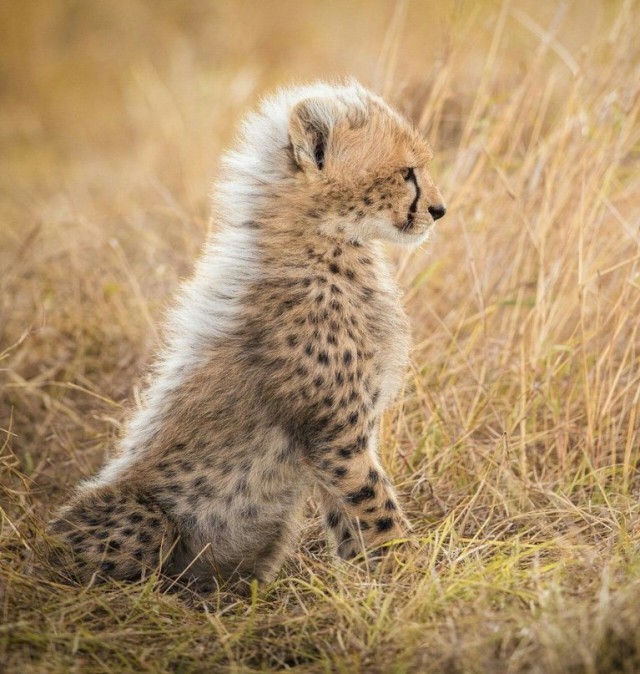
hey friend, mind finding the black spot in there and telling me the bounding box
[135,493,153,507]
[345,269,356,281]
[364,506,377,514]
[314,376,324,388]
[244,505,259,518]
[343,350,353,366]
[368,468,379,483]
[348,411,359,426]
[107,540,121,551]
[305,344,315,356]
[100,561,116,573]
[341,528,353,543]
[375,517,394,533]
[333,247,342,257]
[346,485,376,505]
[364,196,372,205]
[128,512,143,524]
[337,446,353,459]
[235,478,249,495]
[336,372,344,385]
[333,466,348,479]
[318,351,329,366]
[356,435,368,449]
[192,477,206,489]
[296,365,308,377]
[178,459,194,472]
[287,334,299,347]
[323,395,334,407]
[280,298,299,312]
[138,531,152,544]
[329,262,340,274]
[360,287,374,301]
[327,333,338,346]
[330,284,342,295]
[330,300,341,312]
[121,527,134,537]
[303,277,313,287]
[384,499,398,511]
[133,549,145,560]
[327,511,341,528]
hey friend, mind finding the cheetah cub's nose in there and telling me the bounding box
[428,204,447,221]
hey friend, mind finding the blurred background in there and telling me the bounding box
[0,0,621,210]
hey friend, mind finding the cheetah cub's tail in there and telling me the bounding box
[46,483,177,584]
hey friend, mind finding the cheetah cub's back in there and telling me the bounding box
[48,80,446,589]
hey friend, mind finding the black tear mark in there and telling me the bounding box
[407,168,420,222]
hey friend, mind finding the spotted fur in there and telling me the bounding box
[47,80,446,588]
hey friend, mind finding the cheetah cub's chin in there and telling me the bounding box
[46,80,446,591]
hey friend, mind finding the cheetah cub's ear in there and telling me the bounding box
[289,97,343,172]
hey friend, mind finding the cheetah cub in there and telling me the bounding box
[48,80,446,589]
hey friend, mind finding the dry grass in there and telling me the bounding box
[1,1,640,672]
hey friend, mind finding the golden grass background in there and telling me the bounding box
[1,1,639,672]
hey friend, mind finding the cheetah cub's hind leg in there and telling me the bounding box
[48,483,177,584]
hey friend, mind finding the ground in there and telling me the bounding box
[1,1,639,672]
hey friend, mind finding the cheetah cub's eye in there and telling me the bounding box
[401,168,415,181]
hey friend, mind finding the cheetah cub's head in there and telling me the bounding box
[288,82,446,246]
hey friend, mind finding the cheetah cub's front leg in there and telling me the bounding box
[308,414,408,561]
